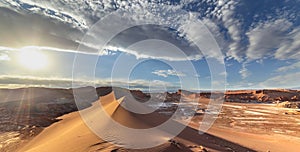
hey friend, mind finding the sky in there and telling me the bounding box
[0,0,299,91]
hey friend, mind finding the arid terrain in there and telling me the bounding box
[0,87,299,152]
[1,0,299,151]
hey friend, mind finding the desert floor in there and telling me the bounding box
[15,92,300,152]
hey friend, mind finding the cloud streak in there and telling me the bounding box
[246,19,293,61]
[276,61,300,72]
[0,53,10,61]
[152,69,186,78]
[259,72,300,89]
[0,75,178,90]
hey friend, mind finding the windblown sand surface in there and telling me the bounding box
[19,92,253,152]
[18,91,300,152]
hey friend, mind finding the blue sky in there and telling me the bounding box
[0,0,299,90]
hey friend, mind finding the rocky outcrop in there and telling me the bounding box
[277,101,300,109]
[130,90,150,102]
[224,89,300,103]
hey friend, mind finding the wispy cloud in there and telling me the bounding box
[0,53,10,61]
[246,19,293,61]
[259,72,300,89]
[239,63,251,79]
[276,61,300,72]
[218,1,244,62]
[0,45,95,55]
[152,69,186,78]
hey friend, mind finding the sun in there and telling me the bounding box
[18,48,49,70]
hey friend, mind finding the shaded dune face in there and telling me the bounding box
[100,92,171,129]
[82,91,175,149]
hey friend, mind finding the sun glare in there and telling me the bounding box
[18,48,49,70]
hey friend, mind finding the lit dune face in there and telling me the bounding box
[18,48,49,70]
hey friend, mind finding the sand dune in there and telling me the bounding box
[19,91,253,152]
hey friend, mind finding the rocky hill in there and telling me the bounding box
[224,89,300,103]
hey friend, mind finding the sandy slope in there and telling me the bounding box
[19,92,254,152]
[18,94,114,152]
[186,122,300,152]
[208,127,300,152]
[17,112,104,152]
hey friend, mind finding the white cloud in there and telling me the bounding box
[275,27,300,60]
[99,49,117,56]
[0,75,77,88]
[2,0,89,30]
[178,17,224,62]
[276,61,300,72]
[152,69,186,78]
[0,46,95,56]
[246,19,293,60]
[239,63,251,79]
[0,53,10,61]
[194,74,201,78]
[259,72,300,89]
[226,81,258,90]
[0,48,12,62]
[0,46,15,51]
[241,19,300,80]
[217,1,244,62]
